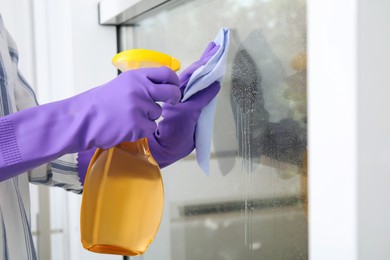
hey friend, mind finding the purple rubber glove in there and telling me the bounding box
[148,42,220,168]
[0,67,180,181]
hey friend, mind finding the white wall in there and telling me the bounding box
[308,0,358,259]
[309,0,390,259]
[32,0,118,103]
[357,0,390,259]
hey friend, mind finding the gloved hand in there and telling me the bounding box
[148,42,221,168]
[0,67,180,180]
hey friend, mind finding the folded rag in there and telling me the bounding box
[182,28,230,175]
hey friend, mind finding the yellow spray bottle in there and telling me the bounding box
[80,49,180,256]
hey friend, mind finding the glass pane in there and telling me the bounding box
[121,0,307,259]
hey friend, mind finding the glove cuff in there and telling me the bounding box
[0,118,22,166]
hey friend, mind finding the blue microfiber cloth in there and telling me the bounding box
[182,28,230,175]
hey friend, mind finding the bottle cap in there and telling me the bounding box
[112,49,181,72]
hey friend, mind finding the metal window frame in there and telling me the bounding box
[99,0,175,25]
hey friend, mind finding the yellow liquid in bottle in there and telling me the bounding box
[80,49,180,256]
[81,139,164,255]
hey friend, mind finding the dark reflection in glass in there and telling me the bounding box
[231,29,307,169]
[262,119,306,165]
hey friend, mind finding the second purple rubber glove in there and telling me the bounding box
[148,42,221,168]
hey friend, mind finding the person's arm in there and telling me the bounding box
[1,67,180,182]
[7,26,91,191]
[12,68,90,192]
